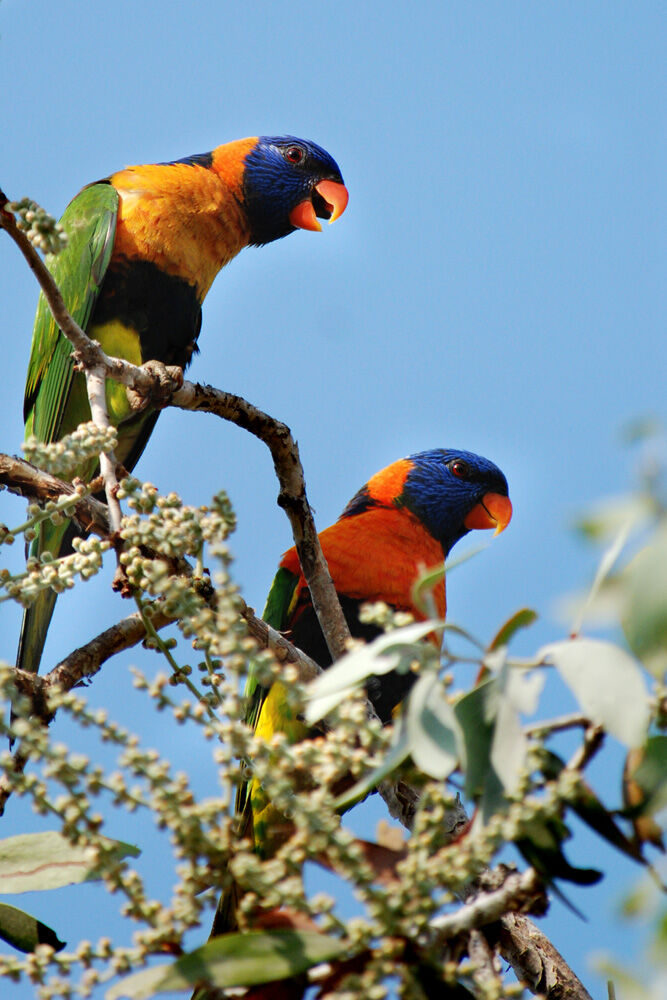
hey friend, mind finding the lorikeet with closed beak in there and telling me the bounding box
[243,448,512,855]
[16,136,348,682]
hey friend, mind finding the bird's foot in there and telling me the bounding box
[126,361,184,412]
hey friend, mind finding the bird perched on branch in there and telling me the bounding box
[243,448,512,854]
[16,136,348,683]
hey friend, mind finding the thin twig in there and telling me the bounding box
[524,712,590,738]
[84,366,123,533]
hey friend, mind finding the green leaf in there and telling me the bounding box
[537,749,645,865]
[106,929,348,999]
[453,679,505,819]
[618,415,663,445]
[621,526,667,676]
[305,620,440,723]
[411,546,487,615]
[488,608,538,651]
[0,831,140,893]
[538,638,650,747]
[571,516,636,636]
[489,658,542,797]
[0,902,64,953]
[406,671,462,779]
[627,736,667,815]
[573,494,652,541]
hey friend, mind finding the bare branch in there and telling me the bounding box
[524,712,590,738]
[0,453,110,536]
[170,381,351,661]
[430,868,545,940]
[238,599,321,683]
[498,912,594,1000]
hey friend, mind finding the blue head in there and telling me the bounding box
[340,448,512,558]
[401,449,512,556]
[242,136,348,245]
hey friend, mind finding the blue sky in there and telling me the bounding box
[0,1,665,994]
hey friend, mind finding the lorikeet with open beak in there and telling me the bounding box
[243,448,512,854]
[16,136,348,683]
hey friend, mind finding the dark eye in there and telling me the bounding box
[285,145,305,165]
[450,459,471,479]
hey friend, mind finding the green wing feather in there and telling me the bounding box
[243,566,299,721]
[24,183,118,443]
[16,184,118,680]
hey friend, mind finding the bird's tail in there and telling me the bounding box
[16,588,59,680]
[12,520,78,736]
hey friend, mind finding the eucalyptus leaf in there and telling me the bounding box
[571,515,635,637]
[621,526,667,676]
[538,638,649,747]
[574,493,652,541]
[490,679,526,796]
[305,620,440,724]
[453,679,505,819]
[106,929,348,999]
[406,671,462,779]
[488,608,538,651]
[626,736,667,814]
[0,902,64,953]
[0,831,140,893]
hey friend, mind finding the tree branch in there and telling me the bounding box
[0,453,110,537]
[498,912,594,999]
[170,381,351,660]
[430,868,546,941]
[84,367,123,533]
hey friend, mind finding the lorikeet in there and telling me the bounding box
[243,448,512,853]
[16,136,348,681]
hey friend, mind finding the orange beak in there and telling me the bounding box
[464,493,513,536]
[289,180,349,232]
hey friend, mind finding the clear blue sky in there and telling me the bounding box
[0,1,665,994]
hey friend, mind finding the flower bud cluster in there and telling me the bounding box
[1,536,109,607]
[119,483,235,557]
[8,198,68,255]
[358,601,415,631]
[23,422,118,478]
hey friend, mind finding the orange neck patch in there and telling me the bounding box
[365,458,412,507]
[210,137,258,195]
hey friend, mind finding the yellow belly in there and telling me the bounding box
[90,320,143,425]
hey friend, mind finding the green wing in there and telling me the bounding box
[235,566,300,820]
[24,183,118,443]
[16,184,118,680]
[243,566,299,727]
